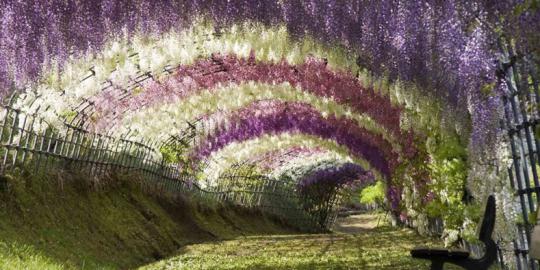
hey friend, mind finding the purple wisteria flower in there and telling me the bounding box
[193,100,398,177]
[296,163,373,191]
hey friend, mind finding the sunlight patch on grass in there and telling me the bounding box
[0,241,65,270]
[140,225,446,270]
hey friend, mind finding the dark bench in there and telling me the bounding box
[410,195,497,270]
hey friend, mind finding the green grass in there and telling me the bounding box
[0,241,65,270]
[0,169,293,269]
[139,214,468,270]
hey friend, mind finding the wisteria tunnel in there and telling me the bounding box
[0,1,539,269]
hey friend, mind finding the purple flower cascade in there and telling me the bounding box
[193,100,397,177]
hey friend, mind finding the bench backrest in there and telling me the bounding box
[479,195,496,243]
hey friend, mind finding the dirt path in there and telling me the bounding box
[332,212,384,234]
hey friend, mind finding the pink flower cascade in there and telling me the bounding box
[296,163,374,192]
[243,146,326,172]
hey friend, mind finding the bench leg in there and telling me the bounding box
[430,260,444,270]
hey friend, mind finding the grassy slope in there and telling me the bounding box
[0,169,293,269]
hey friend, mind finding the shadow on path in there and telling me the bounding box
[140,212,443,270]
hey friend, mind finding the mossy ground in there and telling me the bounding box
[139,213,481,270]
[0,169,292,269]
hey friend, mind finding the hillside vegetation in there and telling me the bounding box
[0,170,292,269]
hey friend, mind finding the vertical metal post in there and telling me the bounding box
[12,114,27,167]
[2,108,18,173]
[20,113,36,166]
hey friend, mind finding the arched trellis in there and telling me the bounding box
[1,20,451,243]
[9,23,422,205]
[9,23,416,220]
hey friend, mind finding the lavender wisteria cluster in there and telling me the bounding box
[193,100,396,177]
[296,163,373,192]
